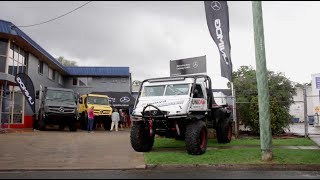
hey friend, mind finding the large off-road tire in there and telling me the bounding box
[80,112,88,130]
[38,110,46,131]
[185,120,208,155]
[130,121,155,152]
[59,123,65,131]
[216,110,232,143]
[104,117,111,131]
[69,118,77,132]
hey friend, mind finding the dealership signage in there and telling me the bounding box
[170,55,207,76]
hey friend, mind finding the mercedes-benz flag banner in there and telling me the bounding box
[15,73,36,114]
[204,1,233,82]
[170,55,207,76]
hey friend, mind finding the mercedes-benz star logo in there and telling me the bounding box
[120,96,130,103]
[193,61,199,68]
[59,107,64,112]
[211,1,221,11]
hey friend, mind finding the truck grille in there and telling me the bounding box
[48,106,74,113]
[94,110,111,115]
[143,110,168,117]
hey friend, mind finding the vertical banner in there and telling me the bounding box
[15,73,36,114]
[204,1,233,82]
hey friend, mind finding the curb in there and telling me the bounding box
[0,166,147,172]
[146,164,320,171]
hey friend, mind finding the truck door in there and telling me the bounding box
[190,84,207,111]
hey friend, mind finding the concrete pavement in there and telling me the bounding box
[0,123,319,171]
[0,128,145,170]
[285,123,320,146]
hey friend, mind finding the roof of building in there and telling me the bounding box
[65,66,130,76]
[0,19,130,77]
[0,19,69,74]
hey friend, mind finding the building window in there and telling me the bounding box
[0,56,6,73]
[52,70,56,80]
[48,67,53,80]
[58,73,63,85]
[112,79,118,83]
[78,77,87,86]
[73,77,78,86]
[8,43,27,76]
[121,78,127,83]
[0,39,7,55]
[38,61,43,75]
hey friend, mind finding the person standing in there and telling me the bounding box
[87,106,95,133]
[110,108,120,131]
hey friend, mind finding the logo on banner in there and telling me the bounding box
[16,77,35,105]
[211,1,221,11]
[120,96,130,103]
[192,61,199,68]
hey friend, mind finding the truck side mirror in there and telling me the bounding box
[35,90,39,99]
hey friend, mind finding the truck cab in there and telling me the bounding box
[36,87,78,131]
[78,94,113,130]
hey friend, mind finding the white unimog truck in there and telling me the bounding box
[130,74,233,155]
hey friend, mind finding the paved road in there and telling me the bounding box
[0,128,145,170]
[0,168,320,179]
[0,123,319,172]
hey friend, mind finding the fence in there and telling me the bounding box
[214,86,320,138]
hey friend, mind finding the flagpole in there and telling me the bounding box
[231,82,237,138]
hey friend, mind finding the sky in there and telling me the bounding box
[1,1,320,89]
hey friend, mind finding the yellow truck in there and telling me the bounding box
[78,93,113,130]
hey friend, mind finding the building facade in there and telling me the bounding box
[0,19,132,128]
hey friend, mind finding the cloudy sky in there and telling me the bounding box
[1,1,320,89]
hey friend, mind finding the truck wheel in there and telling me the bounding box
[38,110,46,131]
[185,120,207,155]
[69,118,77,132]
[59,124,65,131]
[103,117,111,131]
[80,112,88,130]
[130,121,154,152]
[216,118,232,143]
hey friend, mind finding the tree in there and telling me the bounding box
[56,56,77,66]
[132,80,142,86]
[233,65,296,135]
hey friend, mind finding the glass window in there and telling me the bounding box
[0,39,7,55]
[9,43,13,58]
[193,84,204,98]
[73,77,78,85]
[141,85,165,97]
[165,84,190,96]
[38,61,43,74]
[48,67,53,80]
[8,58,14,75]
[13,44,19,59]
[58,74,63,85]
[52,70,56,80]
[0,56,6,72]
[78,77,87,86]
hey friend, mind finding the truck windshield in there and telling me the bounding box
[87,96,109,105]
[141,84,189,97]
[45,90,75,102]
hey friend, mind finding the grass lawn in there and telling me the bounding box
[144,137,320,165]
